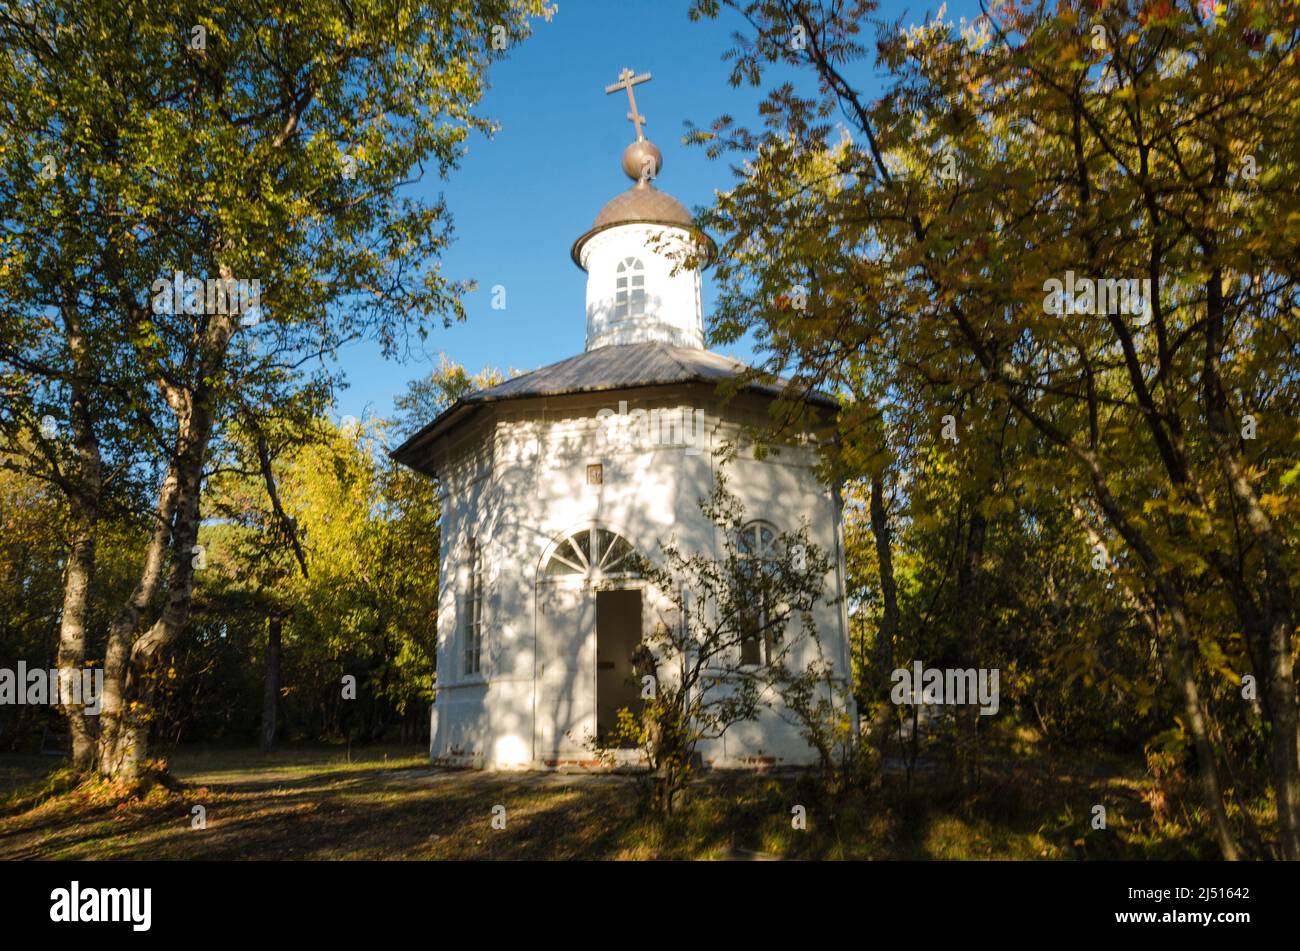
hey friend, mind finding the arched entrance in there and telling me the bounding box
[535,526,644,760]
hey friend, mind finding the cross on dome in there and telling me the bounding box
[604,67,652,141]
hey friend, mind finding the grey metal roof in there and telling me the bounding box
[390,342,837,473]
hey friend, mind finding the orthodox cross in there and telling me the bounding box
[604,67,652,141]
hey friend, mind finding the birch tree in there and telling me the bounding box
[0,0,550,781]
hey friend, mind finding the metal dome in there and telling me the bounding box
[593,183,693,229]
[571,183,715,269]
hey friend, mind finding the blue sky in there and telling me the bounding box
[335,0,978,431]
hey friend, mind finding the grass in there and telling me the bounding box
[0,734,1216,860]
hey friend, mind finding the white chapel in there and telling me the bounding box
[391,70,855,769]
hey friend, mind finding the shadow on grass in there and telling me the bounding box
[0,740,1215,860]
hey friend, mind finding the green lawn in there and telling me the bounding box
[0,739,1213,860]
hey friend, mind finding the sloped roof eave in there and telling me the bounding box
[388,345,838,474]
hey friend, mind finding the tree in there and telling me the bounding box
[201,412,315,753]
[267,419,441,741]
[687,0,1299,858]
[392,354,507,440]
[0,0,551,781]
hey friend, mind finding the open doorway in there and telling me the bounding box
[596,588,643,747]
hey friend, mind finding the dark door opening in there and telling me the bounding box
[596,588,643,747]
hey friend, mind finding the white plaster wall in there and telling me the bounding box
[579,224,705,351]
[427,386,855,770]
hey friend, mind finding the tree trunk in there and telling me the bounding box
[1082,473,1242,860]
[1164,599,1241,861]
[1202,269,1300,859]
[261,615,282,752]
[57,526,98,772]
[869,471,898,684]
[95,719,147,783]
[955,490,988,792]
[93,467,181,782]
[1077,495,1241,860]
[54,303,102,772]
[863,471,900,755]
[90,306,235,782]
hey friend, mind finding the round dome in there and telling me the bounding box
[571,183,716,269]
[592,184,694,230]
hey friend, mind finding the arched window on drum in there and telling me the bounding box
[614,257,646,319]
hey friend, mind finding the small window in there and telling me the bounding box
[614,257,646,319]
[739,522,779,559]
[463,538,483,675]
[737,521,781,665]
